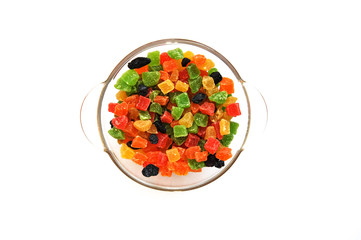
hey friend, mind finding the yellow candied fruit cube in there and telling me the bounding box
[175,81,189,92]
[199,59,215,71]
[166,148,180,162]
[206,87,219,97]
[179,112,193,128]
[183,51,194,60]
[158,79,174,94]
[205,126,217,140]
[219,119,231,135]
[133,120,152,132]
[202,76,215,90]
[210,106,224,122]
[223,96,238,107]
[120,143,135,159]
[116,90,127,101]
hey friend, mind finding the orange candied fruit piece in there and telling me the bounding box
[131,136,148,148]
[170,69,179,82]
[219,77,235,94]
[195,151,208,162]
[123,121,138,137]
[215,147,233,161]
[134,65,148,75]
[185,146,201,159]
[166,148,181,162]
[124,95,139,108]
[132,152,148,165]
[205,126,217,140]
[191,102,200,114]
[114,101,128,116]
[159,70,169,81]
[160,164,172,177]
[127,107,139,120]
[153,95,169,106]
[170,161,190,176]
[163,59,178,72]
[193,54,207,68]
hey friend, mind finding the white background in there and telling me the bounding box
[1,0,361,239]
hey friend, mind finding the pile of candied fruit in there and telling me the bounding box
[107,48,241,177]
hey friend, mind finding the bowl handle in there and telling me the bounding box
[80,83,106,151]
[243,82,268,145]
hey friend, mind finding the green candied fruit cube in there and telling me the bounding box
[189,76,202,93]
[187,122,199,134]
[165,123,173,136]
[148,65,163,71]
[209,91,228,104]
[139,111,151,120]
[194,113,208,127]
[171,106,184,120]
[149,90,160,101]
[175,92,191,108]
[108,128,125,140]
[120,69,139,86]
[187,63,201,79]
[149,102,163,115]
[208,68,218,76]
[198,139,206,151]
[173,125,188,138]
[220,134,234,147]
[173,136,187,146]
[230,121,239,135]
[114,78,132,92]
[169,92,182,103]
[147,51,160,66]
[167,48,184,60]
[142,71,160,87]
[188,159,205,170]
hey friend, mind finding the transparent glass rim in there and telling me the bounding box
[97,38,251,191]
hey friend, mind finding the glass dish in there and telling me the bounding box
[80,38,268,191]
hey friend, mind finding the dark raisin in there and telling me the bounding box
[181,58,191,67]
[204,154,217,167]
[154,120,166,133]
[192,93,207,104]
[142,164,159,177]
[214,159,225,168]
[138,83,148,96]
[149,134,159,144]
[126,141,140,150]
[110,120,114,128]
[128,57,151,69]
[210,71,223,85]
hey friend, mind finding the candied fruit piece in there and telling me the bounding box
[112,115,128,130]
[147,51,160,66]
[204,137,220,154]
[184,133,200,148]
[142,71,160,87]
[189,76,202,93]
[205,126,217,140]
[193,113,208,127]
[187,63,200,79]
[183,51,194,60]
[202,76,216,90]
[163,59,178,72]
[149,102,163,115]
[175,81,189,92]
[193,54,206,68]
[230,121,239,135]
[219,77,235,94]
[161,111,173,124]
[219,119,231,135]
[132,152,148,165]
[209,91,228,104]
[188,159,205,170]
[175,92,191,108]
[173,125,188,138]
[133,120,152,132]
[116,90,128,101]
[131,136,148,148]
[226,103,242,117]
[120,143,135,159]
[153,96,169,106]
[171,106,184,120]
[185,146,201,159]
[223,96,238,107]
[108,128,125,140]
[128,107,139,120]
[199,102,215,116]
[160,52,172,65]
[158,79,175,94]
[195,151,208,162]
[216,147,232,161]
[114,102,128,116]
[159,70,169,81]
[166,148,181,162]
[179,112,193,128]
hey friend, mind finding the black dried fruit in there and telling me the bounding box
[126,141,140,150]
[214,159,225,168]
[128,57,151,69]
[181,58,191,67]
[142,164,159,177]
[154,120,167,133]
[138,83,148,96]
[204,154,217,167]
[149,134,159,144]
[192,93,207,104]
[210,71,223,85]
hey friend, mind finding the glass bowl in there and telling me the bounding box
[80,38,267,191]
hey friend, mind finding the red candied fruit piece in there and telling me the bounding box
[161,111,173,124]
[114,101,128,116]
[150,112,156,122]
[226,103,242,117]
[112,115,128,130]
[197,127,207,138]
[200,70,208,77]
[160,52,172,65]
[212,122,223,140]
[190,102,200,114]
[199,102,215,116]
[163,59,178,72]
[136,96,151,111]
[178,69,189,81]
[216,147,232,161]
[170,120,180,128]
[153,96,169,106]
[142,141,159,152]
[184,134,200,148]
[156,133,170,149]
[108,103,118,113]
[204,137,220,154]
[132,152,148,165]
[123,121,138,137]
